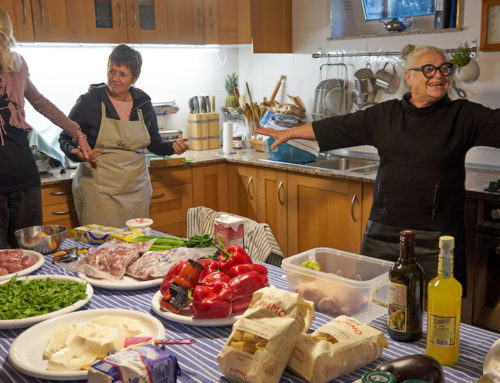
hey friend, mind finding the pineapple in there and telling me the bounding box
[224,73,239,107]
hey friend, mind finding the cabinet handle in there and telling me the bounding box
[247,176,254,200]
[117,2,123,29]
[277,181,285,205]
[209,7,214,31]
[150,177,162,182]
[197,7,202,31]
[38,0,44,26]
[52,211,71,216]
[49,191,68,196]
[350,194,358,222]
[131,3,137,29]
[151,193,165,200]
[22,0,27,25]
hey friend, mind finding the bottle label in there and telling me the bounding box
[387,281,407,332]
[428,314,457,346]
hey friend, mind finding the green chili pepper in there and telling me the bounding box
[301,260,323,271]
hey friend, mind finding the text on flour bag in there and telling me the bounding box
[214,214,244,248]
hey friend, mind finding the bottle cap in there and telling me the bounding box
[400,229,415,244]
[439,235,455,249]
[362,371,397,383]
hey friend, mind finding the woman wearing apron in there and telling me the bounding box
[59,45,188,228]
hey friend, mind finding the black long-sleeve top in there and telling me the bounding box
[312,93,500,232]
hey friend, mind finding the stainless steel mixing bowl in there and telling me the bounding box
[14,225,67,254]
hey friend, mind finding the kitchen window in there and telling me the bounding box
[361,0,434,21]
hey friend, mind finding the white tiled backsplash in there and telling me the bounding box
[17,0,500,169]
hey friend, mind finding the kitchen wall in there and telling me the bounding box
[17,0,500,169]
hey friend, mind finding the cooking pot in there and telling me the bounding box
[375,62,399,93]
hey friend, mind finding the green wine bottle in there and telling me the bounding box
[387,230,425,342]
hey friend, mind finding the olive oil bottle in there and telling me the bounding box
[426,236,462,365]
[387,230,425,342]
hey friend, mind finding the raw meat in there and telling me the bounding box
[0,249,35,274]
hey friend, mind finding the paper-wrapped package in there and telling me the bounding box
[287,315,388,383]
[217,286,315,383]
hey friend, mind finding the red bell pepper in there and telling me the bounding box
[197,259,221,281]
[217,245,252,274]
[202,271,231,284]
[228,271,268,312]
[192,281,233,319]
[160,260,188,294]
[228,263,268,278]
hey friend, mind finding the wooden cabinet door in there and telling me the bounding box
[204,0,251,45]
[287,173,363,255]
[69,0,127,44]
[126,0,168,43]
[41,182,79,231]
[166,0,204,44]
[149,167,193,237]
[0,0,34,41]
[192,163,228,212]
[256,168,287,256]
[251,0,291,53]
[30,0,76,42]
[227,164,258,221]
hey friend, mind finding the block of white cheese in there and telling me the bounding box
[44,315,143,372]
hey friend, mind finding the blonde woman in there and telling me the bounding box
[0,8,92,248]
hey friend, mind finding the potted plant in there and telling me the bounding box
[452,43,479,83]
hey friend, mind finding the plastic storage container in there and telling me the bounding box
[264,137,317,164]
[282,247,392,319]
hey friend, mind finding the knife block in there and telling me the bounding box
[187,112,220,150]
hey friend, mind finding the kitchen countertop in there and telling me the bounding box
[41,148,500,197]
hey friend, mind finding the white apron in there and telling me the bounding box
[73,103,152,227]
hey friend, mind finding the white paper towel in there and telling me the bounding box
[223,122,233,154]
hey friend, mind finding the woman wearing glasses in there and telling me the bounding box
[59,44,188,227]
[257,45,500,292]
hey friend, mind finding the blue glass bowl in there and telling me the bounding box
[265,138,317,164]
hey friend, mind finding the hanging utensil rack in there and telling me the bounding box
[312,41,477,59]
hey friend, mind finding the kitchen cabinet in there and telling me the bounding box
[227,164,258,221]
[41,181,79,232]
[192,163,228,212]
[166,0,251,45]
[287,173,363,255]
[251,0,292,53]
[256,167,288,256]
[149,167,193,237]
[70,0,168,44]
[30,0,76,42]
[0,0,34,41]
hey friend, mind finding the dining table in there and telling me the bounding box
[1,236,498,383]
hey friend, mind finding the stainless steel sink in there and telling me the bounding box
[347,164,379,174]
[305,155,378,171]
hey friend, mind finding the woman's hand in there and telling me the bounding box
[74,132,92,161]
[71,148,101,169]
[172,137,189,155]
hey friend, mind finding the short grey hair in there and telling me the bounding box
[402,45,446,70]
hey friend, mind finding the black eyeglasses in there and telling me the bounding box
[408,63,454,78]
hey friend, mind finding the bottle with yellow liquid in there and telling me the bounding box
[426,235,462,365]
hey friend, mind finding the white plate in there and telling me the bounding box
[77,272,162,290]
[0,249,45,281]
[0,275,93,329]
[8,308,166,381]
[151,290,242,327]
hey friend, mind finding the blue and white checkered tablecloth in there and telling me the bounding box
[1,237,498,382]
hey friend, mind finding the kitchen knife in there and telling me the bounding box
[200,96,207,113]
[192,96,199,113]
[205,95,211,113]
[188,97,195,113]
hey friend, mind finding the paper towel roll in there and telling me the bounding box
[223,122,233,154]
